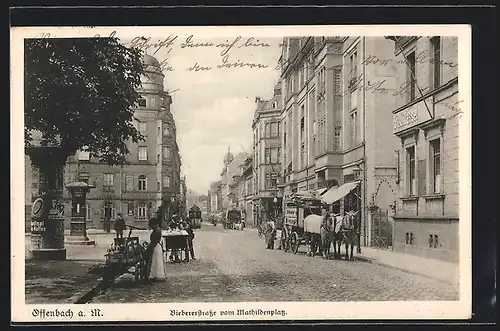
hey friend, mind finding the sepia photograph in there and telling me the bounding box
[11,25,471,322]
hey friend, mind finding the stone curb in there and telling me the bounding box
[66,271,131,304]
[65,277,106,304]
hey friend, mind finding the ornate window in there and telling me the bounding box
[138,175,147,191]
[125,175,134,191]
[137,203,147,219]
[103,173,114,187]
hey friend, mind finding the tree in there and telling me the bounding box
[25,37,146,164]
[24,37,146,260]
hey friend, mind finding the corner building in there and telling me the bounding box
[388,36,459,262]
[63,54,182,229]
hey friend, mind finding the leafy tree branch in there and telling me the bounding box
[25,37,147,165]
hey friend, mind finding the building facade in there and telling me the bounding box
[278,37,344,203]
[252,83,283,224]
[340,36,400,248]
[208,180,222,214]
[60,54,182,229]
[232,155,254,226]
[388,36,459,262]
[220,148,248,211]
[277,36,400,248]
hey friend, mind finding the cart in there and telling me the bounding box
[103,225,148,283]
[163,230,190,262]
[223,209,242,230]
[285,192,324,254]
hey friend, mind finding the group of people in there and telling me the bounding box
[111,212,196,282]
[262,216,290,250]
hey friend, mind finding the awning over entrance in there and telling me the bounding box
[321,181,361,204]
[292,191,317,200]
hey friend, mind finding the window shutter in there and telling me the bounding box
[418,159,426,195]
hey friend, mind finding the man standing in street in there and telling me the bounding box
[114,212,126,239]
[183,220,196,261]
[265,218,276,249]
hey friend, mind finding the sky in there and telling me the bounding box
[119,34,283,195]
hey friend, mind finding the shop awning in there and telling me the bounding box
[290,190,320,202]
[321,181,361,204]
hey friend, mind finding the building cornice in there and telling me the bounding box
[392,77,459,115]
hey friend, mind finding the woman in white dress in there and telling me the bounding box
[145,218,166,281]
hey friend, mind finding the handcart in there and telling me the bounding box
[103,225,148,283]
[163,230,190,263]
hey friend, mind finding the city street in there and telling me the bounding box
[90,224,459,303]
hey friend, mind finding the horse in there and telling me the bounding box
[319,215,336,258]
[333,211,359,261]
[305,231,322,257]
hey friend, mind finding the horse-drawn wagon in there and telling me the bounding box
[284,191,324,254]
[188,205,202,229]
[223,209,243,230]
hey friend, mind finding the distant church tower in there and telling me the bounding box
[224,146,234,166]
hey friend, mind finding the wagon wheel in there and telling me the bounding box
[291,232,300,254]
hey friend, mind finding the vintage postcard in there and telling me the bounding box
[11,25,471,322]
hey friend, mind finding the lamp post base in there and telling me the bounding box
[66,220,95,246]
[29,248,67,261]
[65,237,96,246]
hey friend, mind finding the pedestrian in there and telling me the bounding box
[265,218,276,249]
[114,213,126,239]
[183,220,196,261]
[143,217,166,281]
[320,213,333,258]
[276,216,284,250]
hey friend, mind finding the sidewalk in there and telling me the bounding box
[357,247,460,286]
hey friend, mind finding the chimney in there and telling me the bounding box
[255,97,261,103]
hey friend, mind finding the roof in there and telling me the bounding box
[143,54,161,67]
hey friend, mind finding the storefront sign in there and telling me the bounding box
[285,207,297,222]
[393,98,433,134]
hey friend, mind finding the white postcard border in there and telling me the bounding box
[11,24,472,322]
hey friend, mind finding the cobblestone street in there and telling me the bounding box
[91,224,459,303]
